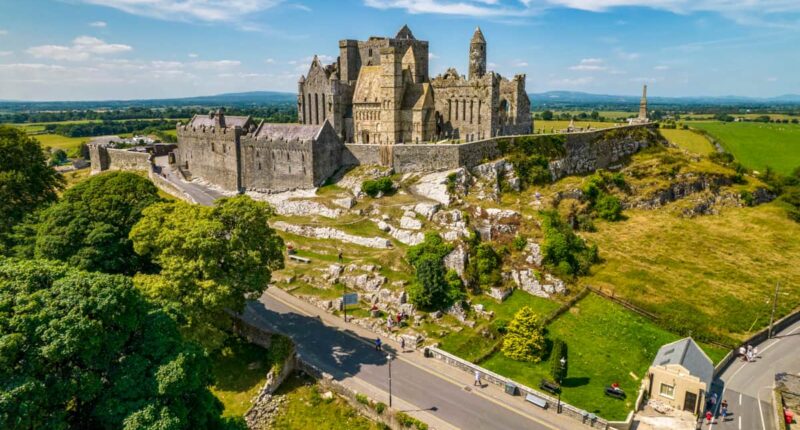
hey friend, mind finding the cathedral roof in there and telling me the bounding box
[353,65,383,103]
[188,113,252,129]
[255,123,325,141]
[395,25,415,40]
[471,27,485,43]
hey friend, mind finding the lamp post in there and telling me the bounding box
[557,356,566,413]
[387,354,393,408]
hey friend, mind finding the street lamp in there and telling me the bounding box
[387,354,394,408]
[557,356,566,413]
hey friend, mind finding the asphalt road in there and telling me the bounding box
[709,319,800,430]
[244,289,566,430]
[153,156,223,206]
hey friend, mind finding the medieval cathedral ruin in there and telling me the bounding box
[169,25,533,193]
[298,25,531,143]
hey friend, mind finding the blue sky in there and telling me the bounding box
[0,0,797,101]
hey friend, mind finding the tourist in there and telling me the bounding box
[705,410,713,425]
[338,251,343,262]
[375,338,382,351]
[721,400,728,421]
[400,337,406,352]
[387,315,393,329]
[739,346,746,360]
[753,346,759,359]
[474,370,482,387]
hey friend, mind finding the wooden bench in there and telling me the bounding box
[539,379,561,395]
[604,386,626,399]
[288,255,311,263]
[525,393,548,409]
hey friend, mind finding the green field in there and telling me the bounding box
[480,293,719,421]
[32,134,91,155]
[691,122,800,175]
[534,120,618,134]
[582,203,800,343]
[660,128,715,155]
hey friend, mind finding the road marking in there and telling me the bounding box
[739,393,742,405]
[264,291,561,430]
[738,416,741,430]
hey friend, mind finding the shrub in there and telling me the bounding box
[740,190,755,207]
[375,402,386,414]
[446,172,458,194]
[396,412,428,430]
[540,210,598,277]
[406,233,463,311]
[356,393,369,405]
[361,177,393,197]
[594,192,623,221]
[502,306,546,362]
[512,234,527,251]
[550,339,568,382]
[491,318,509,334]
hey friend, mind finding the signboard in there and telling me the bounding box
[342,293,359,306]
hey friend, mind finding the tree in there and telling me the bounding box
[501,306,546,362]
[361,177,394,197]
[0,126,63,252]
[130,195,284,350]
[594,193,623,221]
[49,149,68,166]
[405,233,462,311]
[29,171,161,274]
[0,258,227,430]
[541,110,554,121]
[550,339,569,382]
[540,210,598,276]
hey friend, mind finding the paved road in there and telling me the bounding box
[243,288,577,430]
[709,319,800,430]
[153,156,224,206]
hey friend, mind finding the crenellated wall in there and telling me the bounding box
[88,144,152,174]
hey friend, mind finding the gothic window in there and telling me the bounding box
[301,153,305,163]
[211,142,215,152]
[307,93,312,123]
[322,94,326,121]
[314,93,319,125]
[223,144,226,154]
[256,151,260,157]
[286,152,290,161]
[478,100,482,124]
[454,100,459,121]
[258,162,262,170]
[448,99,452,121]
[470,100,474,124]
[368,48,373,57]
[462,99,466,122]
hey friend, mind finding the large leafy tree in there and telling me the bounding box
[0,126,63,252]
[130,195,284,351]
[0,258,227,430]
[29,171,161,274]
[405,233,463,311]
[502,306,546,363]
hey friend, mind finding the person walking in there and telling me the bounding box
[706,410,713,425]
[375,337,382,351]
[739,346,746,361]
[400,337,406,352]
[753,346,759,360]
[474,370,482,387]
[721,399,728,421]
[337,251,343,262]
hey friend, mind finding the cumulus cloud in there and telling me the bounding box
[27,36,132,61]
[569,58,606,71]
[78,0,283,23]
[89,21,107,27]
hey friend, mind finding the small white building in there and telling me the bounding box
[646,337,714,415]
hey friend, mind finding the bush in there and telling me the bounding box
[550,339,568,382]
[375,402,386,414]
[540,210,598,277]
[512,234,527,251]
[594,192,623,221]
[396,412,428,430]
[491,318,509,334]
[501,306,546,362]
[356,393,369,405]
[361,177,393,197]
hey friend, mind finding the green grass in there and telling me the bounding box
[582,203,800,343]
[534,120,618,134]
[211,335,293,418]
[270,373,382,430]
[480,293,723,421]
[660,128,715,155]
[691,121,800,175]
[438,290,560,362]
[33,134,91,155]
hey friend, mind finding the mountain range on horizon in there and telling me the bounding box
[2,90,800,109]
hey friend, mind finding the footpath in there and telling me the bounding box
[242,286,590,430]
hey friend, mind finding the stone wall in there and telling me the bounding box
[176,126,242,190]
[88,144,153,174]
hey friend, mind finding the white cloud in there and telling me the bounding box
[766,77,778,82]
[27,36,132,61]
[569,58,606,71]
[615,49,640,60]
[362,0,800,23]
[190,60,241,70]
[0,51,12,57]
[550,76,594,87]
[78,0,282,23]
[89,21,107,27]
[428,52,439,59]
[512,59,529,67]
[654,65,670,70]
[265,58,276,63]
[188,53,198,58]
[0,29,7,36]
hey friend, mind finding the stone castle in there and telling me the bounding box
[298,25,530,143]
[171,25,532,193]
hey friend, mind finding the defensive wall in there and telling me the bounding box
[88,144,153,174]
[342,123,660,176]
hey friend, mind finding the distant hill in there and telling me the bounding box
[530,91,800,108]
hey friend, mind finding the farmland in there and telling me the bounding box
[691,121,800,175]
[660,128,715,155]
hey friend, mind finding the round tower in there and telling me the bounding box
[469,27,486,80]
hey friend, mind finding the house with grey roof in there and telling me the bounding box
[647,337,714,414]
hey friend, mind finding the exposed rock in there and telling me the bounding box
[413,202,440,219]
[332,196,356,209]
[409,168,467,206]
[511,269,566,298]
[446,301,468,322]
[342,273,386,292]
[328,264,343,280]
[400,216,423,230]
[524,242,543,266]
[371,219,424,245]
[488,287,511,302]
[443,245,468,278]
[272,221,392,249]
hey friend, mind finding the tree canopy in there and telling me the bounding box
[0,126,63,252]
[405,233,462,311]
[26,171,161,274]
[130,195,284,350]
[501,306,546,363]
[0,258,228,430]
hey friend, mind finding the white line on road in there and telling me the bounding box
[739,393,742,405]
[757,386,769,430]
[738,416,741,430]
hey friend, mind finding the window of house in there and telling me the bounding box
[659,383,675,399]
[211,142,215,152]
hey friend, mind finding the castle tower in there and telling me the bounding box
[380,46,403,144]
[638,84,648,121]
[469,27,486,80]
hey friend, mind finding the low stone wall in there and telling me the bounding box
[425,346,610,428]
[105,148,152,172]
[148,170,196,203]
